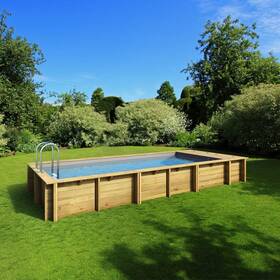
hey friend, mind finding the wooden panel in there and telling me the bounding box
[231,160,241,182]
[141,170,166,201]
[57,179,95,219]
[170,167,191,195]
[199,163,225,188]
[34,174,42,205]
[100,175,134,209]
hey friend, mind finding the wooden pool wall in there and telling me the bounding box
[27,150,246,222]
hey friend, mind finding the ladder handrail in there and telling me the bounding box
[39,142,60,178]
[35,141,50,168]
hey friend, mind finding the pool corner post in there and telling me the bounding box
[53,183,58,222]
[136,173,142,204]
[192,165,199,192]
[166,169,171,197]
[95,178,100,211]
[225,161,232,185]
[241,159,247,182]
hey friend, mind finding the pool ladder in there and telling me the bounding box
[35,142,60,178]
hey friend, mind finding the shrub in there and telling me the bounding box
[104,122,128,146]
[193,123,217,146]
[210,84,280,153]
[5,128,41,153]
[48,106,109,148]
[172,131,197,147]
[0,114,8,155]
[116,99,186,145]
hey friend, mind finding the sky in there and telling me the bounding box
[2,0,280,102]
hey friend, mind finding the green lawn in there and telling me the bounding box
[0,146,280,280]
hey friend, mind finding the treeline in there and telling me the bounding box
[0,12,280,156]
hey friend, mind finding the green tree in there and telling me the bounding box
[0,114,7,153]
[97,96,124,123]
[176,85,208,128]
[91,87,104,108]
[156,81,176,105]
[184,16,280,120]
[55,89,87,108]
[0,11,44,130]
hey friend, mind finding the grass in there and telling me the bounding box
[0,146,280,279]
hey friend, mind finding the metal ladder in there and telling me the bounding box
[35,142,60,178]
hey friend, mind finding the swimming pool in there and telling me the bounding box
[27,150,247,222]
[43,152,215,179]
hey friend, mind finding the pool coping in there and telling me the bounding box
[28,149,247,185]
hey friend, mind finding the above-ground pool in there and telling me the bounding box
[27,150,247,222]
[43,152,216,179]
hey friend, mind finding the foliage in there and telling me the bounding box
[104,122,128,146]
[5,128,41,153]
[156,81,176,106]
[96,96,124,123]
[116,99,186,145]
[210,84,280,153]
[0,114,8,154]
[48,106,109,148]
[91,87,104,108]
[0,78,43,130]
[172,123,217,147]
[172,131,198,147]
[176,85,206,128]
[55,89,87,108]
[184,16,280,121]
[193,123,217,145]
[0,11,44,84]
[0,11,45,131]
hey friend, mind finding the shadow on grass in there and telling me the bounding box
[8,183,43,219]
[240,159,280,197]
[103,210,280,280]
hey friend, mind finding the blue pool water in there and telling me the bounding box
[43,153,214,179]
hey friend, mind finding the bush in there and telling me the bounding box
[193,123,217,146]
[116,99,186,145]
[0,114,8,155]
[210,84,280,153]
[5,128,41,153]
[48,106,109,148]
[104,122,128,146]
[172,131,197,147]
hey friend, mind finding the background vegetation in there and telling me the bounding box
[0,12,279,156]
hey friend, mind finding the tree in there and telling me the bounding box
[176,85,207,128]
[184,16,280,120]
[91,87,104,108]
[97,96,124,123]
[0,114,7,153]
[156,81,176,105]
[0,11,44,130]
[55,89,87,108]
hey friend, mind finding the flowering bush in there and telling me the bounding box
[48,106,109,147]
[210,84,280,153]
[116,99,186,145]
